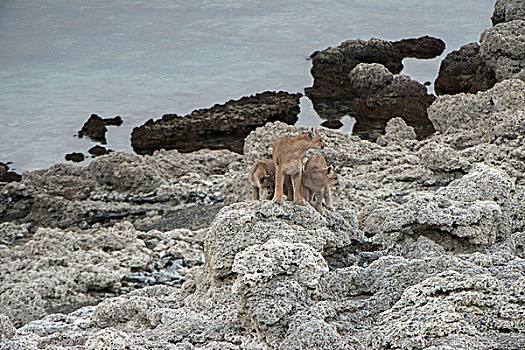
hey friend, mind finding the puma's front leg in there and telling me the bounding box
[291,171,306,204]
[251,186,260,200]
[284,175,293,201]
[324,185,335,210]
[273,166,284,203]
[313,191,323,214]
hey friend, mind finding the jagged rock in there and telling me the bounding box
[492,0,525,25]
[434,42,497,95]
[0,222,153,327]
[78,114,123,144]
[88,145,112,157]
[362,164,514,247]
[369,270,525,349]
[0,314,16,342]
[320,119,343,129]
[428,79,525,135]
[305,36,444,101]
[204,201,359,282]
[392,35,446,59]
[480,20,525,81]
[64,152,85,162]
[376,117,417,147]
[84,328,136,350]
[131,91,302,155]
[0,162,21,183]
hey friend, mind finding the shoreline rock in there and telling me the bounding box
[131,91,302,155]
[78,114,123,144]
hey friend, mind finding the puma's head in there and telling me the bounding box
[306,128,325,150]
[325,165,338,184]
[260,175,275,197]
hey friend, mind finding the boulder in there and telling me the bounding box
[377,117,417,147]
[480,20,525,81]
[78,114,123,144]
[131,91,302,155]
[0,162,22,183]
[492,0,525,25]
[305,36,444,101]
[434,43,497,95]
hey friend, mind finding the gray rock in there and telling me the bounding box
[0,314,15,343]
[377,117,417,147]
[131,91,301,155]
[428,79,525,135]
[492,0,525,25]
[480,20,525,82]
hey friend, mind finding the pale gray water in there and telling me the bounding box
[0,0,494,172]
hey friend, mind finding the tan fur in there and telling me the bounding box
[250,159,276,200]
[250,159,293,200]
[272,128,325,204]
[301,154,338,214]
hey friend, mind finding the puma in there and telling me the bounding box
[272,128,325,204]
[250,159,276,200]
[301,154,338,214]
[250,159,293,200]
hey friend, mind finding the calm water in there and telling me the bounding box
[0,0,494,172]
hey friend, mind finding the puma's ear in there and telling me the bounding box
[307,131,313,139]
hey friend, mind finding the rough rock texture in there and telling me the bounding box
[78,114,123,144]
[492,0,525,25]
[435,19,525,95]
[392,35,446,59]
[428,79,525,135]
[347,63,436,139]
[0,222,204,328]
[376,117,417,147]
[305,36,444,101]
[131,91,302,155]
[0,149,241,229]
[0,163,21,183]
[434,43,497,95]
[480,20,525,81]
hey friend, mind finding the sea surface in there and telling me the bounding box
[1,0,494,172]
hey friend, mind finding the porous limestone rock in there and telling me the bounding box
[0,314,15,343]
[480,20,525,81]
[492,0,525,25]
[377,117,417,147]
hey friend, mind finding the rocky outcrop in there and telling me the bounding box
[434,43,497,95]
[131,91,302,155]
[392,35,446,59]
[0,149,241,230]
[492,0,525,25]
[435,19,525,95]
[0,162,21,183]
[305,36,445,101]
[64,152,85,163]
[480,20,525,81]
[347,63,436,139]
[78,114,123,144]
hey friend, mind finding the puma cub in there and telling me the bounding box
[301,154,337,214]
[250,159,293,200]
[272,128,325,204]
[250,159,276,200]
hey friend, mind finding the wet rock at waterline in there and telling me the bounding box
[0,163,21,183]
[131,91,302,155]
[305,35,444,101]
[77,114,123,144]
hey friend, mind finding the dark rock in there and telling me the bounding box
[103,116,123,126]
[435,43,497,95]
[311,63,436,141]
[392,35,446,59]
[0,163,21,183]
[320,119,344,129]
[492,0,525,25]
[78,114,123,144]
[78,114,108,143]
[424,81,431,86]
[65,152,85,163]
[88,145,112,157]
[305,36,445,101]
[131,91,302,155]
